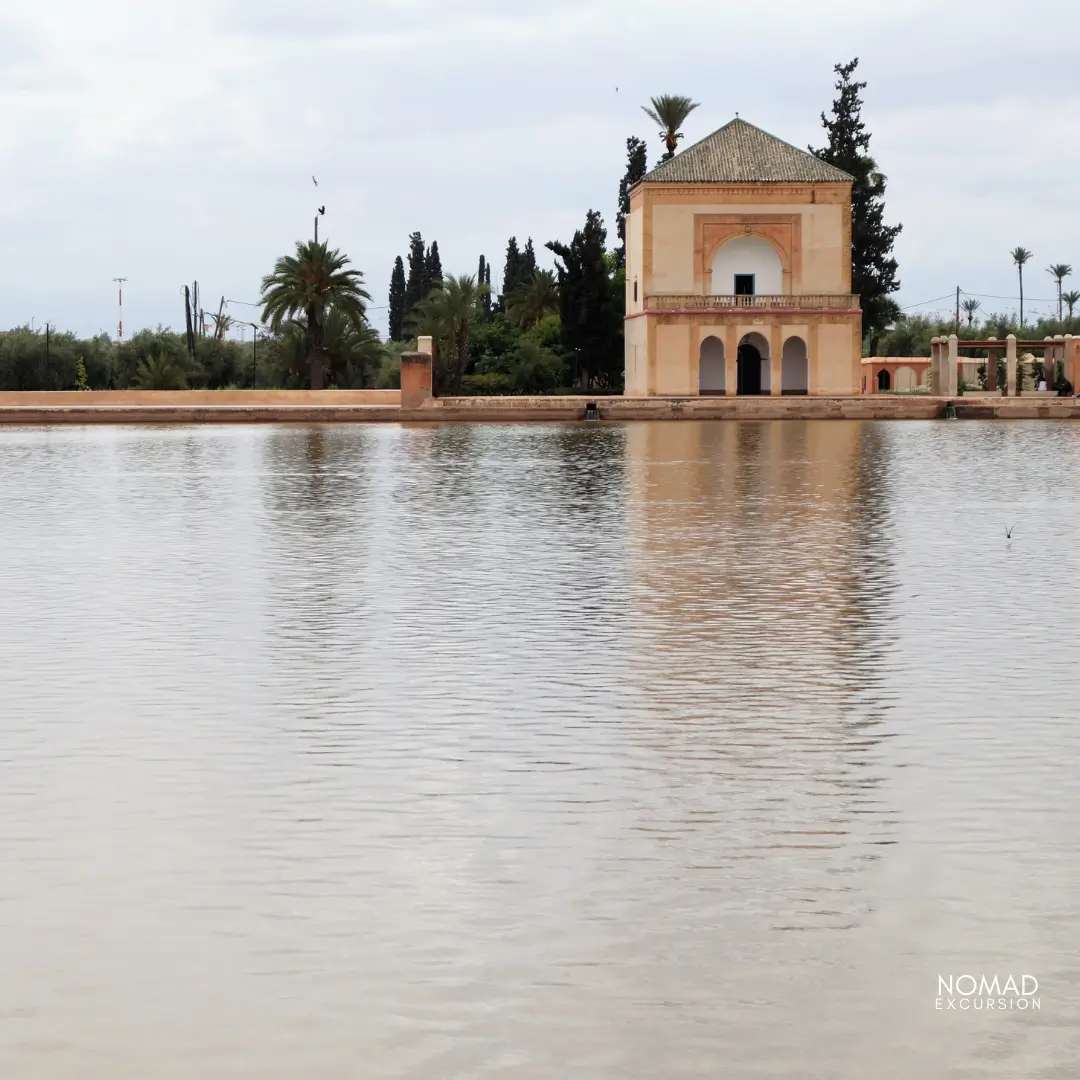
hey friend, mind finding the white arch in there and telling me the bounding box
[699,336,725,395]
[711,237,784,295]
[781,336,808,395]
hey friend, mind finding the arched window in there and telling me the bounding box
[877,369,891,392]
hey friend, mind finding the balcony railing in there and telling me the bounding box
[643,293,860,311]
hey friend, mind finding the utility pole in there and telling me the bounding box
[955,287,961,332]
[249,323,259,387]
[184,285,195,357]
[112,278,128,340]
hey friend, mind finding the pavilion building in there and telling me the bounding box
[623,118,862,397]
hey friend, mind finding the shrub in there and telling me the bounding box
[460,373,515,396]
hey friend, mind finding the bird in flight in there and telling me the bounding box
[1006,525,1014,539]
[318,205,326,215]
[312,175,318,187]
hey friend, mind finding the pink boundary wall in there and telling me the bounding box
[0,390,400,406]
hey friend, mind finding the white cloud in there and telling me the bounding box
[0,0,1076,336]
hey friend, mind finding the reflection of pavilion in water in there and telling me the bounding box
[619,421,900,930]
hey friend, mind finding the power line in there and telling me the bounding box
[901,289,1060,312]
[900,293,955,311]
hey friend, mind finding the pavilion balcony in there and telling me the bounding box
[643,293,860,312]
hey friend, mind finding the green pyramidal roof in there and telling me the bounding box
[643,118,853,184]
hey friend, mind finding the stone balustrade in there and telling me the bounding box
[643,294,860,312]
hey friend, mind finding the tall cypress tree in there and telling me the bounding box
[813,59,902,349]
[546,210,622,389]
[404,231,426,319]
[425,241,443,293]
[388,256,406,341]
[520,239,537,288]
[616,136,649,269]
[502,237,521,299]
[478,255,491,320]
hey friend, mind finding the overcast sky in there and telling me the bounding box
[1,0,1076,339]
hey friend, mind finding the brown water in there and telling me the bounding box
[1,421,1078,1079]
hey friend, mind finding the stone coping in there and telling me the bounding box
[1,394,1079,424]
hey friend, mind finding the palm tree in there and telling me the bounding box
[506,269,559,329]
[1048,263,1072,320]
[134,352,188,390]
[1062,289,1080,319]
[961,297,981,327]
[260,240,371,390]
[411,274,488,394]
[642,94,701,161]
[1012,247,1032,327]
[211,312,233,341]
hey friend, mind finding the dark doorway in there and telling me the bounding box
[734,274,755,296]
[737,343,763,395]
[877,368,891,392]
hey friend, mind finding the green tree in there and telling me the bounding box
[404,232,427,320]
[1063,289,1080,319]
[546,210,622,389]
[1048,263,1072,320]
[616,136,649,268]
[502,237,522,301]
[642,94,700,161]
[425,241,443,293]
[477,255,491,321]
[1012,247,1032,326]
[388,255,407,340]
[411,274,488,395]
[521,239,537,285]
[961,297,981,327]
[506,269,559,329]
[259,239,371,390]
[814,59,902,352]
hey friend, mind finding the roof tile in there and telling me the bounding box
[643,118,852,184]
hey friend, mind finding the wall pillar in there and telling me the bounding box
[1066,335,1079,390]
[1006,335,1018,396]
[400,334,434,408]
[769,324,782,395]
[929,337,941,394]
[947,334,959,397]
[986,339,998,392]
[808,322,820,395]
[1053,335,1066,387]
[689,328,699,396]
[724,324,738,396]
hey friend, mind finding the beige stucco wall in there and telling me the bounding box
[817,323,860,394]
[623,177,859,396]
[637,314,859,396]
[646,199,847,296]
[654,323,693,395]
[625,315,648,396]
[626,206,644,316]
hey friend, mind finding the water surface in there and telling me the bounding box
[1,420,1078,1078]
